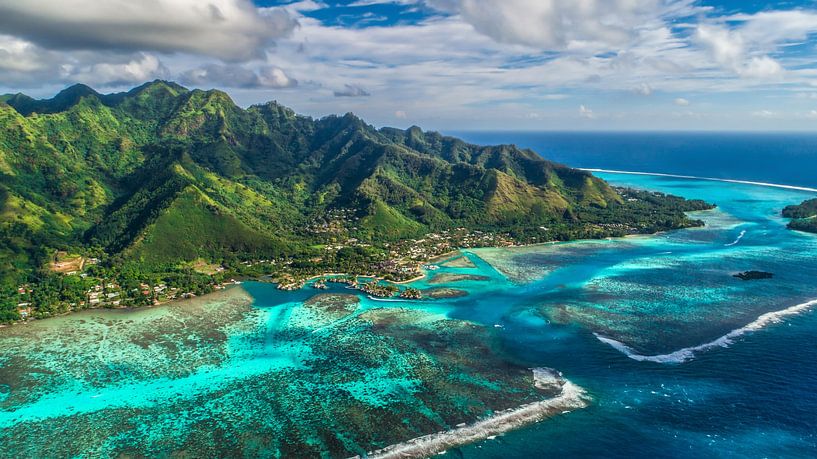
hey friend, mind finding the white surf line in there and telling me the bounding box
[366,296,416,303]
[582,168,817,194]
[595,298,817,364]
[725,230,747,247]
[358,370,589,459]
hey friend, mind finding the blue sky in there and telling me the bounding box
[2,1,817,130]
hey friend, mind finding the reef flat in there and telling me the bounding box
[440,256,478,269]
[422,288,470,299]
[363,368,587,459]
[427,273,490,285]
[0,287,581,457]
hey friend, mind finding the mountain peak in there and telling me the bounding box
[3,83,100,115]
[56,83,98,98]
[127,80,189,98]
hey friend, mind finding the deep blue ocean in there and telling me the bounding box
[443,132,817,458]
[450,131,817,189]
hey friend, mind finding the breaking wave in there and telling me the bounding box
[595,299,817,364]
[359,369,589,459]
[582,168,817,193]
[725,230,747,247]
[366,296,415,303]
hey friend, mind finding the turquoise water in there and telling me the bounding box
[454,173,817,458]
[1,172,817,457]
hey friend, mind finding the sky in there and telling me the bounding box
[2,0,817,131]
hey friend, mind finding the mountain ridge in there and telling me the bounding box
[0,81,713,319]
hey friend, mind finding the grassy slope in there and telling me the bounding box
[128,187,285,264]
[0,81,709,291]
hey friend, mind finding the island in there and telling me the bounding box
[0,81,714,324]
[783,198,817,234]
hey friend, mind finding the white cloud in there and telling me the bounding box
[0,35,55,74]
[0,34,170,87]
[635,83,653,96]
[67,53,169,86]
[180,64,297,88]
[3,0,817,130]
[694,25,745,71]
[751,110,777,118]
[428,0,699,53]
[740,56,783,79]
[692,11,817,80]
[732,11,817,51]
[0,0,297,61]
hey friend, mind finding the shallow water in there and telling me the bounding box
[1,172,816,457]
[454,173,817,458]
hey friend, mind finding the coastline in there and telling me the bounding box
[5,207,719,326]
[0,285,251,327]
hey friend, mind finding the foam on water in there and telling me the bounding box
[582,169,817,193]
[725,230,747,247]
[361,369,589,459]
[366,296,415,303]
[595,298,817,363]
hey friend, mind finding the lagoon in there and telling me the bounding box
[1,172,817,457]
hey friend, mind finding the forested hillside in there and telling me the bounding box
[0,81,713,320]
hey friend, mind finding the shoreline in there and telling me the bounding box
[5,176,727,327]
[391,273,427,284]
[361,371,589,459]
[1,285,249,327]
[585,168,817,194]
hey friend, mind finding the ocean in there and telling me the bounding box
[449,131,817,189]
[448,132,817,458]
[1,133,816,457]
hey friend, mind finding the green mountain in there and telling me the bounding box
[0,81,711,312]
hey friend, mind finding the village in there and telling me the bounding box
[9,227,516,320]
[273,227,515,298]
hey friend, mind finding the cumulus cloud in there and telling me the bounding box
[3,0,817,130]
[180,64,297,88]
[0,35,56,74]
[740,56,783,79]
[634,83,653,96]
[693,15,806,80]
[67,53,170,86]
[0,34,169,87]
[334,84,371,97]
[0,0,297,61]
[427,0,698,53]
